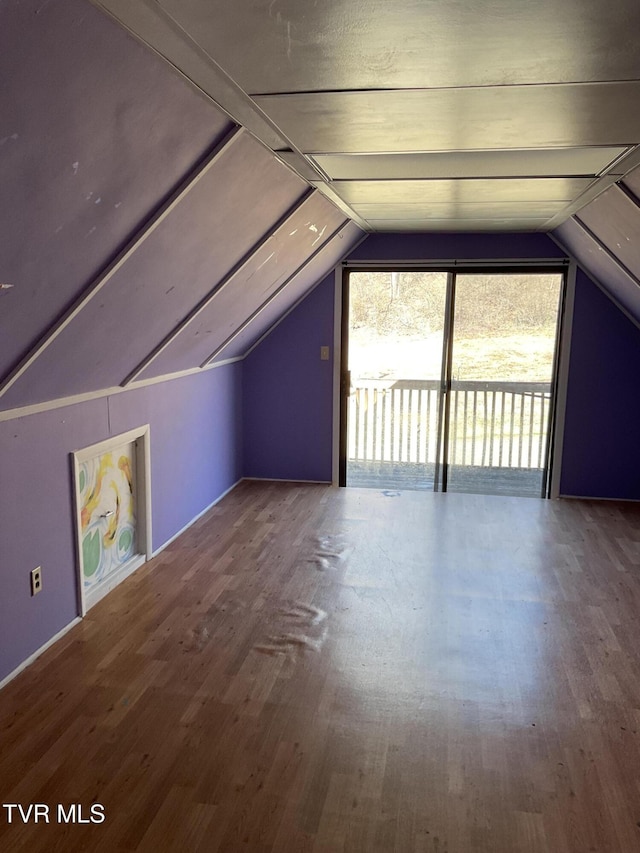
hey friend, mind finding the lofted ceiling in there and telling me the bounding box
[91,0,640,233]
[4,0,640,416]
[0,0,363,413]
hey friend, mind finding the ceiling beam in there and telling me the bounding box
[201,220,352,366]
[544,145,640,230]
[309,183,370,231]
[89,0,336,191]
[573,211,640,293]
[0,126,243,401]
[122,188,317,385]
[550,225,640,334]
[90,0,286,151]
[89,1,372,228]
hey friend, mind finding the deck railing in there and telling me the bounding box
[348,379,552,470]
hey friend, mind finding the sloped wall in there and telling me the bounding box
[553,163,640,326]
[551,168,640,497]
[0,0,233,388]
[0,0,248,685]
[0,0,358,413]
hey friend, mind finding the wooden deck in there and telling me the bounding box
[2,481,640,851]
[347,460,544,497]
[347,379,551,497]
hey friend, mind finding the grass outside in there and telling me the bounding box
[350,326,557,384]
[347,271,561,479]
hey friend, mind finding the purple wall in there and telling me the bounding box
[349,235,640,498]
[348,232,566,262]
[243,275,336,482]
[242,232,567,482]
[243,231,640,500]
[0,364,242,683]
[560,271,640,498]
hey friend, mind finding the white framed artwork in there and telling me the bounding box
[72,425,152,614]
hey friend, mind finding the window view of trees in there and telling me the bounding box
[350,271,447,337]
[348,271,561,382]
[346,271,563,495]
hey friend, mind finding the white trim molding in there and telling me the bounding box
[549,261,576,499]
[242,477,332,485]
[152,478,242,557]
[71,425,152,616]
[342,258,570,270]
[0,128,243,402]
[332,266,343,487]
[0,357,242,424]
[0,617,82,692]
[559,493,640,502]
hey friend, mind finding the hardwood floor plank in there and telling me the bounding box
[3,482,640,850]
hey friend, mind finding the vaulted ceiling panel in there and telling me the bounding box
[311,149,626,181]
[253,84,640,231]
[6,0,640,418]
[91,0,640,233]
[554,219,640,323]
[331,179,594,206]
[0,0,232,382]
[366,218,551,232]
[0,133,309,410]
[216,221,364,362]
[576,186,640,280]
[352,202,566,221]
[135,193,348,379]
[156,0,640,92]
[253,85,640,155]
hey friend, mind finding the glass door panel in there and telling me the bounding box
[346,271,448,490]
[445,273,563,497]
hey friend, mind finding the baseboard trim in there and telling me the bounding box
[0,477,326,691]
[0,617,82,691]
[0,480,244,691]
[242,477,332,485]
[558,493,640,502]
[84,553,147,613]
[151,478,242,557]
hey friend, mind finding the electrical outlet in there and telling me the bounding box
[30,566,42,596]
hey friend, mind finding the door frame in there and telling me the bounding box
[337,261,570,495]
[71,424,152,615]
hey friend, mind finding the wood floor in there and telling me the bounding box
[2,482,640,852]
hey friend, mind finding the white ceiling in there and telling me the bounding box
[91,0,640,232]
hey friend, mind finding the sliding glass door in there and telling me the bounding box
[342,267,564,498]
[444,273,563,497]
[344,271,448,489]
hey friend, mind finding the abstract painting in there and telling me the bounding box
[79,441,137,593]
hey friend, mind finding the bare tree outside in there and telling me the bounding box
[346,270,563,496]
[349,271,561,382]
